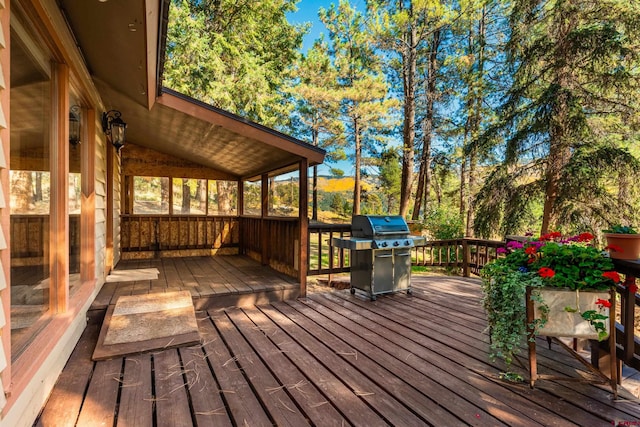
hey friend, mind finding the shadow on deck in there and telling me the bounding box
[37,273,640,426]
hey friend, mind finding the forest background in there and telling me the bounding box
[164,0,640,240]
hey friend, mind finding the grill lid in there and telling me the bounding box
[351,215,410,237]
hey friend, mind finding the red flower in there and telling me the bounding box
[525,246,537,255]
[605,244,624,253]
[577,232,594,242]
[595,298,612,308]
[602,271,621,283]
[538,267,555,278]
[539,231,562,241]
[629,283,638,295]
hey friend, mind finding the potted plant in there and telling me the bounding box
[481,232,622,369]
[603,225,640,260]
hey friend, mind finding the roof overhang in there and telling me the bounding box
[59,0,325,179]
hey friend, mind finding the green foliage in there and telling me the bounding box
[481,269,534,366]
[604,225,638,234]
[580,310,609,341]
[534,242,615,291]
[421,207,464,240]
[472,0,640,235]
[164,0,305,126]
[377,148,401,213]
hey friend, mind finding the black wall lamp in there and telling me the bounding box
[102,109,127,152]
[69,105,81,145]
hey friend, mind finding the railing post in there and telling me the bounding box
[623,275,636,364]
[462,239,470,277]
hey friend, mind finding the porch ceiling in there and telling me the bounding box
[60,0,324,179]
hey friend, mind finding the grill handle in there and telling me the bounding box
[375,254,393,258]
[396,252,411,256]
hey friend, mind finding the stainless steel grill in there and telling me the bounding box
[332,215,425,301]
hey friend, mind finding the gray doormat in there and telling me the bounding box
[92,290,200,360]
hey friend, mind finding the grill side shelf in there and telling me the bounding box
[331,237,372,251]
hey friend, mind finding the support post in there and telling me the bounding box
[298,159,309,297]
[261,173,269,266]
[526,287,537,387]
[462,239,470,277]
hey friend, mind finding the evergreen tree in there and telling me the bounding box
[320,0,399,215]
[289,40,345,221]
[377,148,402,213]
[474,0,640,237]
[164,0,306,127]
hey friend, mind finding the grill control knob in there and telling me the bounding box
[381,241,388,247]
[393,241,400,247]
[405,240,411,246]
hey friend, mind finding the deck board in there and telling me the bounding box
[117,355,153,427]
[36,272,640,426]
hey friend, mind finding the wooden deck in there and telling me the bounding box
[36,273,640,426]
[92,256,300,312]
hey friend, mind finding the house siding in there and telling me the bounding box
[0,0,8,414]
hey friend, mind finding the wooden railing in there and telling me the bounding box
[308,222,351,275]
[607,259,640,371]
[412,238,505,276]
[120,215,239,252]
[306,223,640,371]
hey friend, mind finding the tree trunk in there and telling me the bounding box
[399,15,417,218]
[413,30,440,221]
[161,178,170,212]
[312,165,318,221]
[311,119,319,221]
[217,180,232,214]
[541,13,573,234]
[182,178,190,214]
[35,172,43,202]
[353,118,361,215]
[466,11,485,238]
[198,179,207,212]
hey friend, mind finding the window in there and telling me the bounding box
[172,178,207,215]
[243,179,261,216]
[9,19,53,350]
[69,96,82,289]
[132,176,170,214]
[208,180,237,215]
[268,171,299,217]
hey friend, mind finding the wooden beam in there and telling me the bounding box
[261,173,268,266]
[81,108,96,283]
[298,159,309,296]
[106,133,114,274]
[50,62,70,313]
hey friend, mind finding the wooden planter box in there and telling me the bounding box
[530,288,610,339]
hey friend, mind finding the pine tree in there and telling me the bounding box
[164,0,305,127]
[320,0,399,215]
[289,40,345,221]
[474,0,640,237]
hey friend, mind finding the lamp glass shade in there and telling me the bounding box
[110,117,127,149]
[69,109,81,145]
